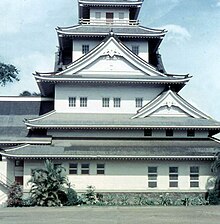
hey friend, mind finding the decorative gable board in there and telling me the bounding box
[132,90,210,119]
[57,36,166,77]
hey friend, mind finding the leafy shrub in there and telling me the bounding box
[7,182,23,207]
[64,188,78,206]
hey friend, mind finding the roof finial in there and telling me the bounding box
[109,28,114,37]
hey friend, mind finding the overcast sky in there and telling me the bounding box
[0,0,220,120]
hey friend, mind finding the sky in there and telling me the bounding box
[0,0,220,120]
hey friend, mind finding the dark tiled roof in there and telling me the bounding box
[57,25,165,37]
[1,140,219,159]
[26,112,220,129]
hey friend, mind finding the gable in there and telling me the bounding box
[57,36,166,78]
[132,90,210,119]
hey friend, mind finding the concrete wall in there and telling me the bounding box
[55,83,163,113]
[22,159,212,193]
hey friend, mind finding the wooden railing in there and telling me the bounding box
[79,18,139,26]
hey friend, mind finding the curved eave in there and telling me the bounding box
[24,123,220,130]
[35,75,191,85]
[78,0,143,7]
[0,152,215,161]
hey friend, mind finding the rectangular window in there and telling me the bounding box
[95,12,101,19]
[148,166,157,188]
[97,164,105,175]
[15,160,24,167]
[81,163,90,175]
[187,129,195,137]
[135,97,143,107]
[106,12,114,24]
[166,129,173,136]
[119,12,124,20]
[102,97,110,107]
[113,97,121,108]
[169,167,178,188]
[69,97,76,107]
[82,45,89,54]
[69,163,78,175]
[132,45,139,55]
[190,166,199,188]
[80,97,87,107]
[144,129,152,136]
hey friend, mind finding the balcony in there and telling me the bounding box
[79,18,139,26]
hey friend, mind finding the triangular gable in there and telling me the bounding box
[55,35,166,77]
[132,90,211,119]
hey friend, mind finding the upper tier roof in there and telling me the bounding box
[56,25,166,38]
[78,0,143,6]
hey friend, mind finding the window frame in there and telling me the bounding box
[135,97,143,108]
[148,166,157,188]
[69,163,78,175]
[132,45,139,55]
[97,163,105,175]
[113,97,121,108]
[144,129,152,137]
[69,97,76,107]
[80,97,87,107]
[190,166,199,188]
[187,129,195,137]
[81,163,90,175]
[82,45,90,54]
[102,97,110,107]
[169,166,178,188]
[166,129,174,137]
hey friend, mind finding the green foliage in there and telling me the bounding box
[19,91,41,96]
[0,62,19,86]
[159,193,172,206]
[64,188,78,206]
[79,186,103,205]
[28,160,69,207]
[7,182,23,207]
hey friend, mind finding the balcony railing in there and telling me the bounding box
[79,18,139,26]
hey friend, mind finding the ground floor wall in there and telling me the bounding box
[16,159,213,193]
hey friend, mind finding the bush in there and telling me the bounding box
[7,182,23,207]
[64,188,78,206]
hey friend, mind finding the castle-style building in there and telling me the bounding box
[1,0,220,202]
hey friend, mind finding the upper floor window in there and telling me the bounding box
[119,12,124,20]
[82,45,89,54]
[106,12,114,24]
[102,97,110,107]
[95,12,101,19]
[144,129,152,137]
[132,45,139,55]
[187,129,195,137]
[15,160,24,167]
[80,97,87,107]
[135,97,143,107]
[113,97,121,108]
[166,129,173,137]
[69,97,76,107]
[169,167,178,188]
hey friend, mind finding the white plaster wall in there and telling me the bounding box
[123,40,149,62]
[0,158,8,204]
[22,159,212,193]
[55,83,163,113]
[90,8,130,25]
[72,39,100,62]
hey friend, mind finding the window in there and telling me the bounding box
[187,129,195,137]
[148,166,157,188]
[169,167,178,188]
[113,98,121,108]
[82,45,89,54]
[97,164,105,175]
[15,176,23,185]
[190,166,199,188]
[95,12,101,19]
[81,163,90,175]
[132,45,139,55]
[119,12,124,20]
[80,97,87,107]
[135,98,143,107]
[106,12,114,24]
[15,160,24,167]
[69,163,78,175]
[144,129,152,136]
[102,97,110,107]
[69,97,76,107]
[166,129,173,137]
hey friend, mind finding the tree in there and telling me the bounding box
[7,182,23,207]
[19,91,40,96]
[0,62,19,86]
[28,160,69,206]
